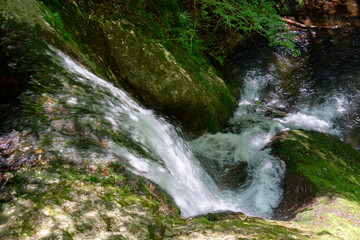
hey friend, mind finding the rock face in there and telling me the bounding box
[0,165,303,240]
[269,130,360,222]
[1,0,237,133]
[55,0,237,133]
[297,0,360,28]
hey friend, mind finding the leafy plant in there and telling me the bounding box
[140,0,298,67]
[190,0,299,59]
[39,1,72,41]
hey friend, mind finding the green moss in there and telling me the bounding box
[271,130,360,202]
[89,175,100,183]
[288,196,360,239]
[0,151,317,239]
[2,0,237,134]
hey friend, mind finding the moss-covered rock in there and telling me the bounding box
[264,130,360,239]
[270,130,360,220]
[2,129,360,239]
[1,1,360,239]
[1,0,237,133]
[286,196,360,239]
[0,152,308,240]
[49,0,237,133]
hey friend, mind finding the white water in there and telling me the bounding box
[190,66,350,217]
[43,48,350,219]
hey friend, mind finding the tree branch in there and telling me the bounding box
[280,18,340,29]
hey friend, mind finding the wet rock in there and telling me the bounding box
[0,75,20,103]
[0,130,34,169]
[264,108,288,118]
[0,161,309,239]
[194,152,248,190]
[197,211,246,222]
[0,130,42,192]
[0,29,22,103]
[0,122,358,239]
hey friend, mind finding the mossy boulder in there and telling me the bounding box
[0,0,237,133]
[51,0,237,133]
[1,1,360,239]
[269,130,360,221]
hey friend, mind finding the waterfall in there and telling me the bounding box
[32,47,348,219]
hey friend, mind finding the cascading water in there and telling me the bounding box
[45,47,290,218]
[15,41,354,219]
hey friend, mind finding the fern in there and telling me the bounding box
[193,0,299,59]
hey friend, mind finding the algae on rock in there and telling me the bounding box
[0,149,308,240]
[1,1,360,239]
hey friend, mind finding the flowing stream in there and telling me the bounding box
[2,30,360,219]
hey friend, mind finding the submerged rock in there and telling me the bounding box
[218,162,248,190]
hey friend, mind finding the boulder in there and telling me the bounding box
[268,130,360,221]
[57,0,237,133]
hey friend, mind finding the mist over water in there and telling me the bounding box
[20,42,356,219]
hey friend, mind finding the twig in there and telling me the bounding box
[280,18,340,29]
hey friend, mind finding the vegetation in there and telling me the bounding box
[0,152,309,239]
[137,0,298,65]
[1,131,359,239]
[32,0,298,132]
